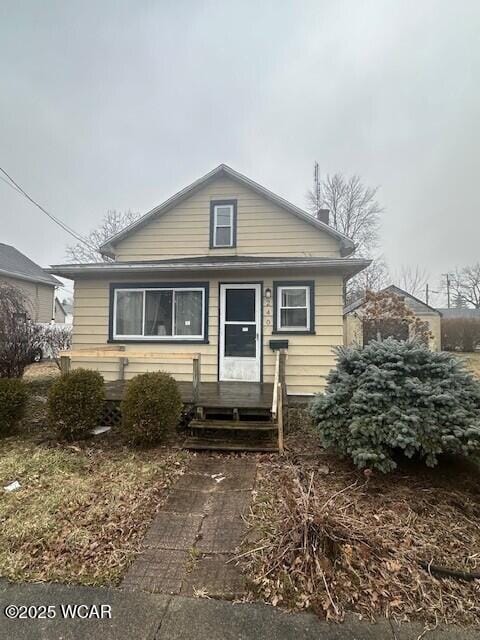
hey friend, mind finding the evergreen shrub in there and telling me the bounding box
[310,339,480,472]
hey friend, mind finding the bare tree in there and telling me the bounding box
[0,283,44,378]
[65,209,140,263]
[346,256,390,305]
[307,173,383,256]
[449,263,480,309]
[43,325,72,369]
[393,265,429,298]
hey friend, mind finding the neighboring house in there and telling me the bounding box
[344,284,442,351]
[437,308,480,320]
[0,243,61,323]
[50,164,369,397]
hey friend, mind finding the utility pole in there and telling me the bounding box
[442,273,451,308]
[425,284,429,306]
[313,161,321,215]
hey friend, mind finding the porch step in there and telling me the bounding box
[190,419,277,432]
[183,436,278,453]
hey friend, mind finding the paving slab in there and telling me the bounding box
[174,473,219,492]
[0,581,170,640]
[206,489,251,516]
[181,554,247,598]
[156,596,397,640]
[142,513,203,550]
[196,515,245,554]
[163,489,211,514]
[123,549,189,595]
[390,621,480,639]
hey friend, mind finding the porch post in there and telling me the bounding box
[193,353,201,404]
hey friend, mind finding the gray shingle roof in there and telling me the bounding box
[437,308,480,319]
[0,243,61,287]
[344,285,441,316]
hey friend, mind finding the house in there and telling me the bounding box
[0,243,61,323]
[344,284,442,351]
[50,165,368,447]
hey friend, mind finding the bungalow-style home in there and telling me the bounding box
[50,165,368,448]
[0,243,61,323]
[344,284,442,351]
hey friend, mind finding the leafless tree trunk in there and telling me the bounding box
[65,209,140,263]
[307,173,382,256]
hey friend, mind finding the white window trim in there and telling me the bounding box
[113,286,206,341]
[277,285,310,331]
[213,204,234,247]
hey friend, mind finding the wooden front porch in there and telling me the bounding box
[61,348,287,453]
[105,380,274,409]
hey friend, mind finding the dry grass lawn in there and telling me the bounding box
[0,370,188,586]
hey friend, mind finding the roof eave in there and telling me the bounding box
[0,267,61,288]
[49,258,370,280]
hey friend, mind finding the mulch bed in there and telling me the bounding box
[239,423,480,627]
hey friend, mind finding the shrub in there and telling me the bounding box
[0,378,28,436]
[48,369,105,440]
[310,338,480,473]
[121,372,182,446]
[442,317,480,352]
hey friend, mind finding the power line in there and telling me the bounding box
[0,166,100,254]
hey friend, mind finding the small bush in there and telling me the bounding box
[121,372,182,446]
[0,379,28,436]
[48,369,105,440]
[442,317,480,352]
[310,338,480,473]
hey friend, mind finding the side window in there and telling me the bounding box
[210,200,237,248]
[273,281,315,334]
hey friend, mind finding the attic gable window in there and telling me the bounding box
[210,200,237,248]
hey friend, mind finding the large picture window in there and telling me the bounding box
[273,281,315,334]
[112,284,207,341]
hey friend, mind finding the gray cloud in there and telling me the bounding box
[1,0,479,304]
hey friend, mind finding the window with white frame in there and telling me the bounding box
[113,286,206,340]
[211,201,236,248]
[276,285,312,331]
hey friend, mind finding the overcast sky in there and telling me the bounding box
[1,0,479,303]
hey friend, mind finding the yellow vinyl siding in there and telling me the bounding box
[113,176,340,260]
[71,271,343,394]
[0,276,54,323]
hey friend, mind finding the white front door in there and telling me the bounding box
[219,283,261,382]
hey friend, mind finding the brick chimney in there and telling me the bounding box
[317,208,330,225]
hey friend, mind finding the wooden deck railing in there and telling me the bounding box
[60,348,202,402]
[271,349,287,454]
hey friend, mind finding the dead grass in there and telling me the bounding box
[0,369,189,586]
[455,352,480,379]
[0,438,187,586]
[240,425,480,627]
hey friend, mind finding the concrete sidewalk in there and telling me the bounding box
[0,581,478,640]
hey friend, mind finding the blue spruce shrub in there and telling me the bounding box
[310,338,480,472]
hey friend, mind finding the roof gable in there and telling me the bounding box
[100,164,355,258]
[344,284,441,316]
[0,243,60,287]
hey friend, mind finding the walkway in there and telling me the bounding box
[122,454,256,598]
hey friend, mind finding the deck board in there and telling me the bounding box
[105,380,274,409]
